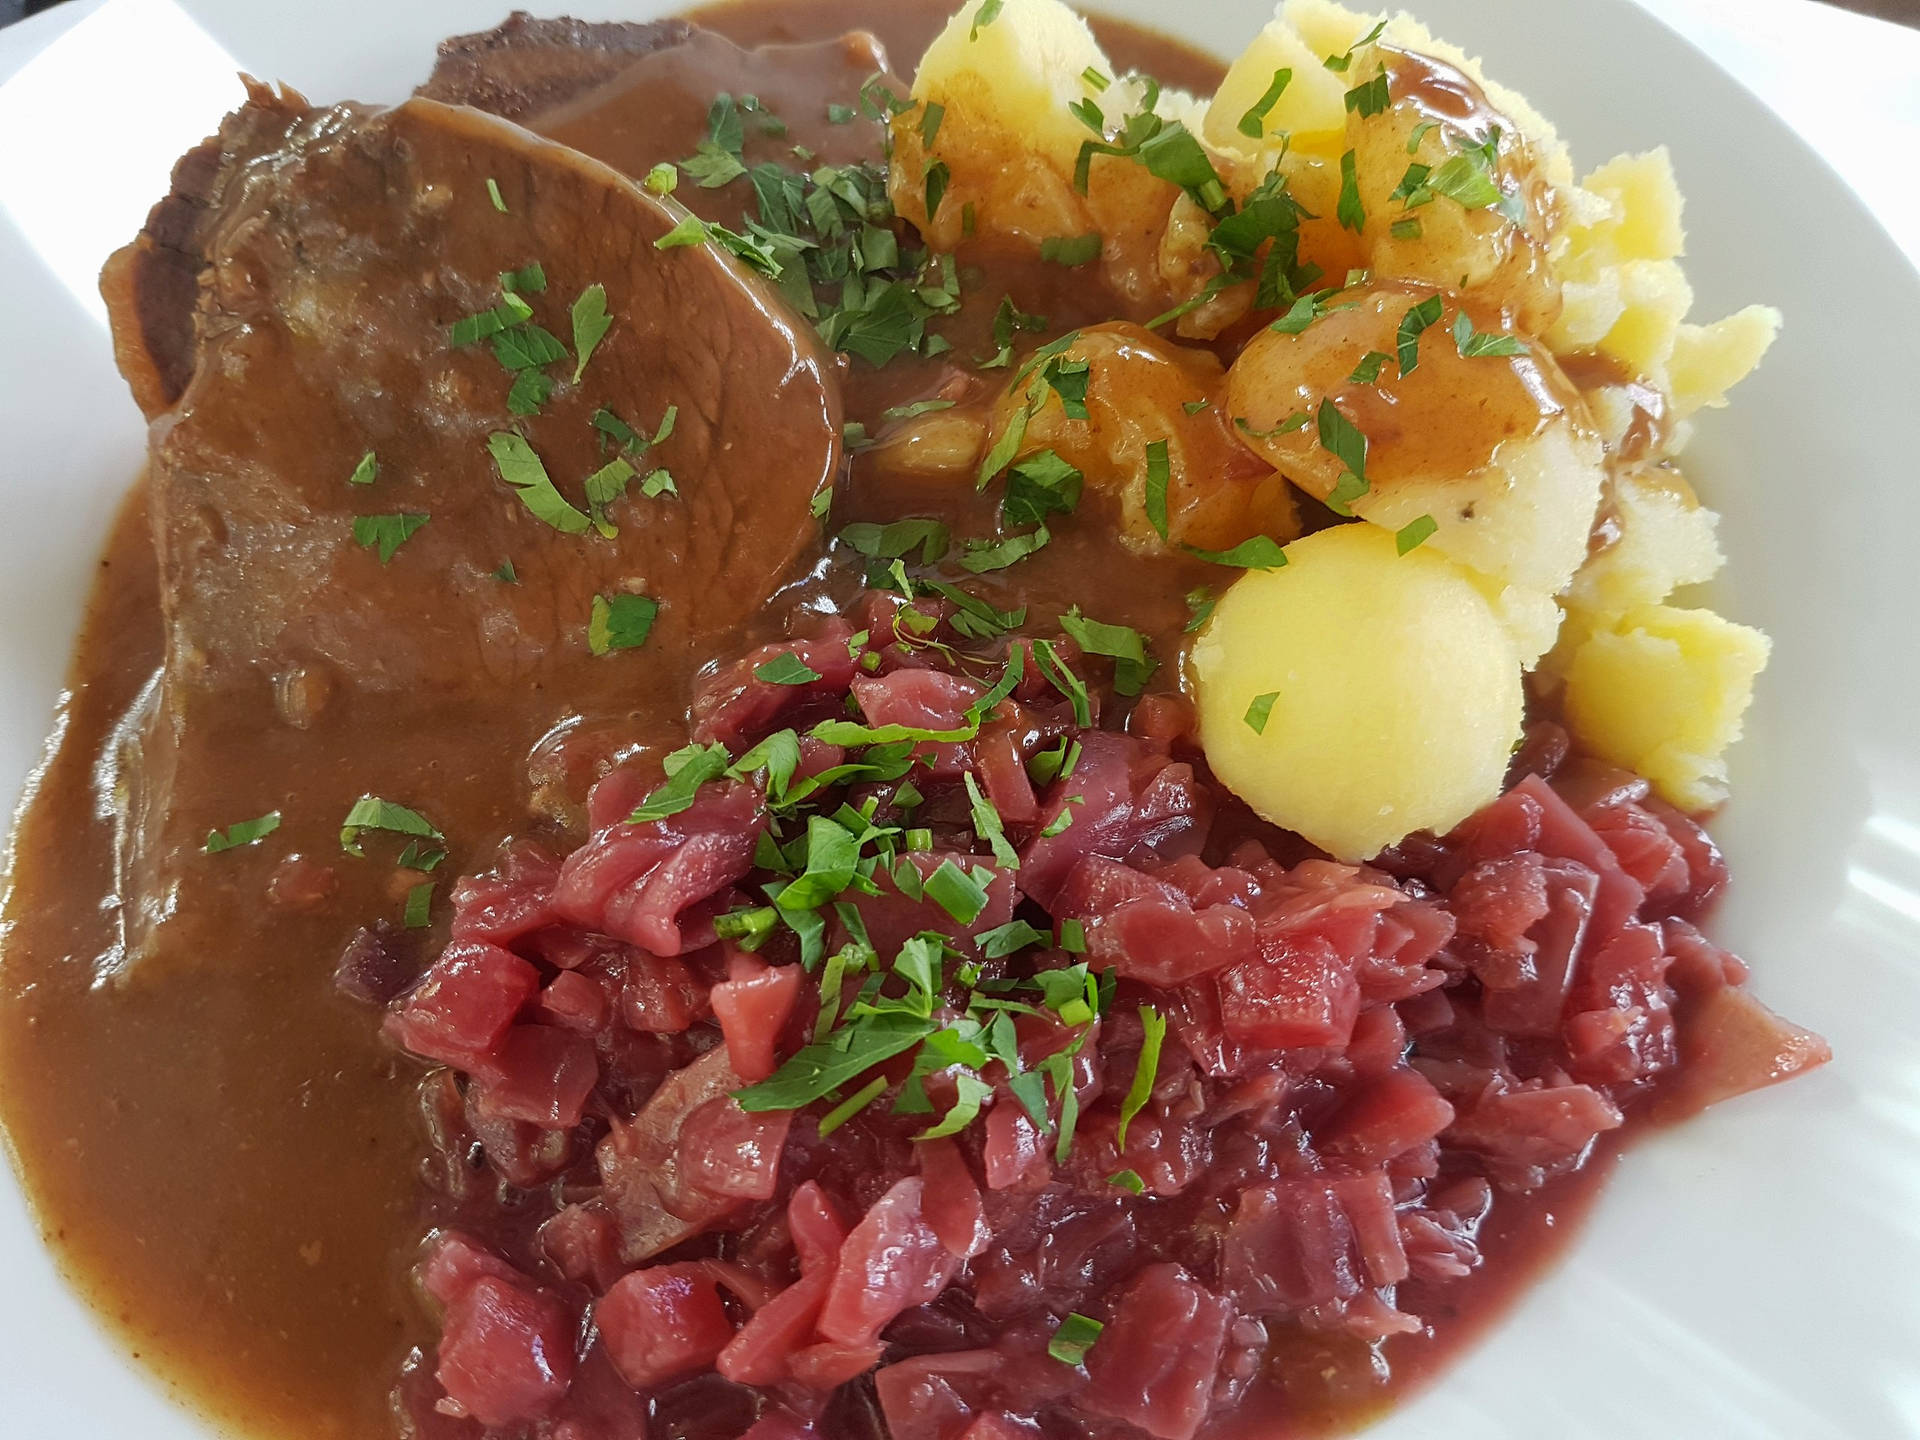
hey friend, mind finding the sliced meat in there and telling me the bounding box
[415,11,696,120]
[97,87,838,969]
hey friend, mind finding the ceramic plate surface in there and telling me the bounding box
[0,1,1915,1436]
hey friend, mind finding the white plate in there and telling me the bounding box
[1,1,1916,1437]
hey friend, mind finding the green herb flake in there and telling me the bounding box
[1337,148,1365,232]
[204,811,281,854]
[1044,358,1092,419]
[960,525,1050,574]
[816,1074,889,1137]
[1452,311,1529,358]
[1316,397,1368,500]
[485,177,507,212]
[340,797,442,857]
[1244,691,1280,734]
[1115,1004,1168,1148]
[643,162,679,194]
[827,103,857,124]
[1238,67,1294,139]
[920,100,946,150]
[490,322,567,371]
[1182,398,1211,416]
[1323,18,1387,72]
[1407,119,1439,154]
[969,0,1005,41]
[1186,535,1288,570]
[403,881,435,930]
[1184,586,1216,633]
[1390,216,1423,240]
[1142,438,1172,542]
[736,1010,936,1112]
[449,293,533,347]
[347,451,378,486]
[486,432,591,535]
[570,284,613,384]
[588,593,660,655]
[1348,350,1390,385]
[917,1071,993,1141]
[755,653,824,686]
[1040,232,1102,267]
[1060,607,1156,696]
[352,513,428,564]
[924,858,990,925]
[924,159,951,220]
[1327,472,1370,515]
[1344,70,1390,118]
[1048,1312,1105,1367]
[499,262,547,295]
[1234,412,1310,441]
[1109,1169,1147,1194]
[492,559,518,583]
[1395,294,1445,374]
[629,743,731,825]
[842,517,951,567]
[1395,514,1439,554]
[506,369,555,415]
[963,772,1020,869]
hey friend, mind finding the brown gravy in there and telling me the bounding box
[0,5,1612,1439]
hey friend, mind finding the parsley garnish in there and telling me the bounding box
[1238,68,1293,139]
[1348,350,1390,384]
[568,284,614,383]
[1116,1004,1167,1147]
[1109,1169,1146,1194]
[1003,450,1083,529]
[485,177,507,212]
[1235,413,1310,441]
[347,451,377,486]
[486,432,591,534]
[403,881,435,930]
[493,559,518,583]
[352,513,428,564]
[204,812,280,854]
[1143,439,1171,542]
[1244,692,1280,734]
[643,163,678,194]
[588,593,659,655]
[961,526,1051,573]
[1049,1313,1105,1367]
[1337,148,1365,232]
[628,744,730,824]
[1452,311,1529,358]
[842,517,951,567]
[816,1075,889,1137]
[1395,294,1445,373]
[1323,19,1387,72]
[1040,232,1102,267]
[491,322,566,371]
[340,797,441,857]
[1344,70,1390,117]
[1186,536,1288,570]
[970,0,1005,40]
[755,654,823,686]
[499,262,546,294]
[1316,398,1368,514]
[1184,586,1217,633]
[827,103,857,124]
[1396,514,1439,554]
[1059,608,1155,696]
[506,370,554,415]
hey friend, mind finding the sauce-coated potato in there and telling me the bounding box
[1190,522,1524,861]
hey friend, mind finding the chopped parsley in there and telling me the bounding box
[1395,294,1445,374]
[1390,216,1423,240]
[841,517,951,567]
[347,451,377,486]
[1316,398,1369,514]
[1186,535,1288,570]
[755,654,823,686]
[499,262,546,294]
[1337,148,1365,232]
[1143,438,1171,542]
[340,797,441,857]
[970,0,1005,41]
[491,322,566,371]
[1059,608,1155,696]
[1348,350,1390,384]
[643,162,678,194]
[486,432,591,534]
[403,881,435,930]
[570,283,614,383]
[681,93,749,188]
[1396,514,1439,554]
[1238,67,1293,139]
[960,525,1051,573]
[588,593,659,655]
[506,370,554,415]
[1184,586,1217,633]
[1048,1313,1105,1367]
[1243,692,1280,734]
[1040,232,1102,267]
[827,102,857,124]
[352,513,428,564]
[1452,311,1529,358]
[485,177,507,212]
[1235,412,1310,441]
[1323,19,1387,72]
[203,811,280,854]
[493,559,518,583]
[1344,70,1390,118]
[1109,1169,1147,1194]
[1116,1004,1167,1147]
[816,1075,889,1137]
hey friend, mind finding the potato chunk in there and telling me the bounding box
[1560,604,1769,811]
[1190,523,1524,861]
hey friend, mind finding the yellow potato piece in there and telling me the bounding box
[1561,603,1770,811]
[1190,522,1524,861]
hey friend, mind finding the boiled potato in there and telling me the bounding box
[1564,467,1723,615]
[1190,522,1524,861]
[1560,603,1769,810]
[1225,280,1605,601]
[986,322,1299,555]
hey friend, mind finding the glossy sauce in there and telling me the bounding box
[0,6,1615,1440]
